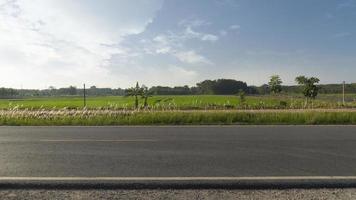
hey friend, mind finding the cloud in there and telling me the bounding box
[179,19,219,42]
[174,50,213,65]
[104,60,199,87]
[135,65,198,87]
[184,26,219,42]
[179,19,211,27]
[155,47,172,54]
[167,66,198,81]
[218,24,240,38]
[0,0,164,88]
[201,34,219,42]
[229,24,240,30]
[130,19,217,65]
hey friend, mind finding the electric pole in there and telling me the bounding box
[343,81,345,106]
[83,83,87,108]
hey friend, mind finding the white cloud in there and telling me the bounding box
[184,26,202,38]
[179,19,211,27]
[0,0,163,88]
[137,65,198,86]
[153,35,170,45]
[155,47,172,54]
[104,61,199,87]
[140,21,217,64]
[153,19,220,46]
[184,26,219,42]
[174,50,212,65]
[201,34,219,42]
[230,24,240,30]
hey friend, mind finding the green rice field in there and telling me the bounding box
[0,94,355,110]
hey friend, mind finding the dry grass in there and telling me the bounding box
[0,108,355,126]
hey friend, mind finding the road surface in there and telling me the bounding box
[0,126,356,188]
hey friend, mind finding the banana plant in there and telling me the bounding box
[125,82,143,109]
[141,85,153,109]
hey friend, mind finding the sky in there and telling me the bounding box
[0,0,355,89]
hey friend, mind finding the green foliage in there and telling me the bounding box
[279,101,288,108]
[268,75,283,94]
[1,80,356,98]
[141,86,153,108]
[0,110,355,125]
[0,88,19,98]
[295,76,320,107]
[197,79,249,95]
[238,90,246,106]
[125,82,143,109]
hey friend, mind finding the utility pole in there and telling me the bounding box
[342,81,345,106]
[83,83,87,108]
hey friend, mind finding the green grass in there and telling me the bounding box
[1,94,354,126]
[1,94,355,110]
[0,110,355,126]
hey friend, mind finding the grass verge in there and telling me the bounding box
[0,110,355,126]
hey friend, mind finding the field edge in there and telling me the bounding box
[0,110,355,126]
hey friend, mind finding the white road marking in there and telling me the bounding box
[39,139,157,142]
[1,176,356,181]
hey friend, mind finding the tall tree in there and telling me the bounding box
[295,76,320,107]
[125,82,143,109]
[196,79,248,95]
[268,75,283,94]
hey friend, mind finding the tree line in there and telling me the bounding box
[0,78,355,98]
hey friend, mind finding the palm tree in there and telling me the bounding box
[125,82,143,109]
[141,86,153,109]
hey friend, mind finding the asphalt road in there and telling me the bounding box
[0,126,356,188]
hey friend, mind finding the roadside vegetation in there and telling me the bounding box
[0,109,355,126]
[0,75,355,125]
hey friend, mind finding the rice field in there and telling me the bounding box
[0,94,355,125]
[0,94,355,110]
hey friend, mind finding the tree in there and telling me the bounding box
[125,82,143,109]
[213,79,248,95]
[196,80,215,94]
[68,86,77,95]
[295,76,320,107]
[48,86,56,96]
[141,85,153,108]
[268,75,283,94]
[196,79,248,95]
[0,88,19,98]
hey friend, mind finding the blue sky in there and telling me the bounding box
[0,0,355,88]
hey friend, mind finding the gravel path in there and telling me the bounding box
[1,189,356,200]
